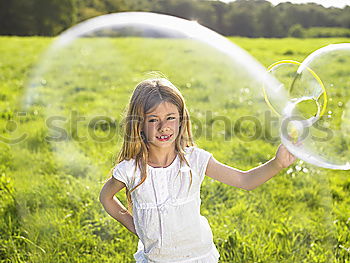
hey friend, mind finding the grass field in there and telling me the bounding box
[0,36,349,263]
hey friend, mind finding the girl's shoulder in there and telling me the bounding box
[183,146,212,170]
[113,158,137,170]
[112,158,137,186]
[184,146,212,159]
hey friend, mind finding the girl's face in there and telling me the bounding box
[143,101,180,149]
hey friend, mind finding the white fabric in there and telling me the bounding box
[113,146,220,263]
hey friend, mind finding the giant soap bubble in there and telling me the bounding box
[23,11,287,173]
[15,11,343,262]
[282,44,350,170]
[265,45,350,170]
[265,60,326,120]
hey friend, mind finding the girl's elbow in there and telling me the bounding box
[244,185,256,191]
[99,189,108,204]
[99,189,115,205]
[99,192,105,204]
[242,179,257,191]
[239,174,255,191]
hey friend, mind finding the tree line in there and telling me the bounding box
[1,0,350,37]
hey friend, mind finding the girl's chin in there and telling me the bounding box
[148,140,176,147]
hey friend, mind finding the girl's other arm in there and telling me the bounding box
[99,177,138,237]
[205,144,296,191]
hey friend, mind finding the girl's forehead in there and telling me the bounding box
[146,101,179,116]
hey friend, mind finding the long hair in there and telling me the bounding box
[113,78,195,213]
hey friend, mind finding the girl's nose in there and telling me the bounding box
[158,126,169,132]
[158,122,170,132]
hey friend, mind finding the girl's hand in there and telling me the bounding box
[274,144,297,169]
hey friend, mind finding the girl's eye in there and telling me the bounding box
[148,117,175,122]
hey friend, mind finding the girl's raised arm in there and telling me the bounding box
[205,144,296,191]
[205,156,249,190]
[99,177,138,237]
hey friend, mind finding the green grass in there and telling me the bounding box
[0,36,349,263]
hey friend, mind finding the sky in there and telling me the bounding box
[221,0,350,8]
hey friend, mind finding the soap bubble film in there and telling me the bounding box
[281,44,350,170]
[9,11,344,262]
[23,12,286,171]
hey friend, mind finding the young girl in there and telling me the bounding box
[99,78,296,263]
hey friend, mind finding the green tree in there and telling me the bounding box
[340,6,350,27]
[225,0,270,37]
[1,0,350,37]
[288,24,305,38]
[208,1,228,35]
[0,0,34,35]
[32,0,77,36]
[225,10,255,37]
[0,0,77,36]
[256,4,283,37]
[193,1,216,30]
[76,0,130,21]
[154,0,197,20]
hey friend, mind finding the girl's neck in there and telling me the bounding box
[147,145,177,167]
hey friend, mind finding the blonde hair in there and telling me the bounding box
[112,78,195,213]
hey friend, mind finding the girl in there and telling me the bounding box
[99,78,296,263]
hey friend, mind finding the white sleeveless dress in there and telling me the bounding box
[113,146,220,263]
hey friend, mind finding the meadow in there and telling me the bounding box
[0,36,349,263]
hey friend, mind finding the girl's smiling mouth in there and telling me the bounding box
[156,134,173,141]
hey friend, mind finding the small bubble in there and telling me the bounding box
[186,82,191,88]
[41,79,47,85]
[338,102,343,107]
